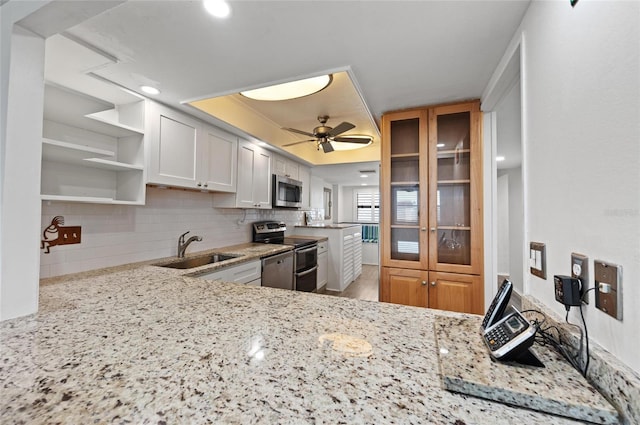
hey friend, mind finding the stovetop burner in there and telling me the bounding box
[252,221,317,248]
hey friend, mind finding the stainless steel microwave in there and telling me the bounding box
[272,175,302,208]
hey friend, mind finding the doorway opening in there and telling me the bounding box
[483,41,526,303]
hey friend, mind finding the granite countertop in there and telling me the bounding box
[40,243,293,285]
[288,234,329,242]
[1,261,614,423]
[295,223,360,229]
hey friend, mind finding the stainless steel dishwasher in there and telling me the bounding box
[261,250,294,290]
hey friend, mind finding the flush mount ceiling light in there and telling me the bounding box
[140,85,160,95]
[203,0,231,18]
[240,75,332,101]
[496,156,505,162]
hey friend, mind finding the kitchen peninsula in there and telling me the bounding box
[0,253,620,424]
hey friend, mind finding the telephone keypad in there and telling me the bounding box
[485,327,510,349]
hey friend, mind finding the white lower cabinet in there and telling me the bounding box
[317,240,328,290]
[213,139,272,209]
[196,259,261,286]
[146,102,237,192]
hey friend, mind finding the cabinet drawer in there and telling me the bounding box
[197,260,261,284]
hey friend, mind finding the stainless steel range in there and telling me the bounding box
[253,221,318,292]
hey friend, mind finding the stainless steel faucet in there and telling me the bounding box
[177,231,202,258]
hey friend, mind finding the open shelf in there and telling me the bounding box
[83,158,143,171]
[42,138,142,171]
[42,138,114,162]
[41,194,144,205]
[85,108,144,135]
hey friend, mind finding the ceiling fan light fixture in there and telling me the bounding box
[330,136,373,151]
[240,75,332,101]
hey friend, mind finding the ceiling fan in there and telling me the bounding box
[282,115,372,153]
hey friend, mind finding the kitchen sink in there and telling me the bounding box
[156,253,240,269]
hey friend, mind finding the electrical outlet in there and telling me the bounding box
[571,253,588,303]
[594,260,622,320]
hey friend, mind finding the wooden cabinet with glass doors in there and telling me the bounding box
[380,101,483,314]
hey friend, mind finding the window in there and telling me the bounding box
[355,190,380,222]
[323,187,332,220]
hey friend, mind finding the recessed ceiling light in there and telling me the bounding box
[496,156,505,162]
[140,85,160,95]
[203,0,231,18]
[361,183,368,186]
[437,143,445,148]
[240,75,332,101]
[360,174,368,178]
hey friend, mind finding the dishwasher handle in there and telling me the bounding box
[261,250,293,263]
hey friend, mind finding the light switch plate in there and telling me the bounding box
[571,253,589,304]
[529,242,546,279]
[594,260,622,320]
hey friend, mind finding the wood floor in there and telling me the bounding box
[324,265,379,302]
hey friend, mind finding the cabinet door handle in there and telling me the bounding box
[430,281,437,286]
[421,280,427,286]
[197,182,202,187]
[203,183,208,188]
[421,227,427,232]
[430,228,436,232]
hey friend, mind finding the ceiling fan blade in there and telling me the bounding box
[327,121,355,137]
[333,136,372,144]
[283,139,315,147]
[321,141,334,153]
[282,127,315,137]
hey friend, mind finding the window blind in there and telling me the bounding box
[356,192,380,222]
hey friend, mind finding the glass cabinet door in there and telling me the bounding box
[428,103,482,274]
[381,110,429,269]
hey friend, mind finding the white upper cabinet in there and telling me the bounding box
[272,154,299,180]
[41,84,147,205]
[213,139,272,209]
[199,125,237,192]
[146,102,236,192]
[298,165,311,209]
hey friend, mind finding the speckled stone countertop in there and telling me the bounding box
[435,316,619,424]
[1,263,615,424]
[295,223,360,229]
[288,234,329,242]
[40,243,294,285]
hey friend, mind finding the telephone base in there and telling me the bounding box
[499,348,545,368]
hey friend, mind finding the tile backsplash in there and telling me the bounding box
[40,187,305,278]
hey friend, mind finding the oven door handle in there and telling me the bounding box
[295,265,318,277]
[296,246,317,255]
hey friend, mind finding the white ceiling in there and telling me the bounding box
[311,161,381,187]
[33,0,530,179]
